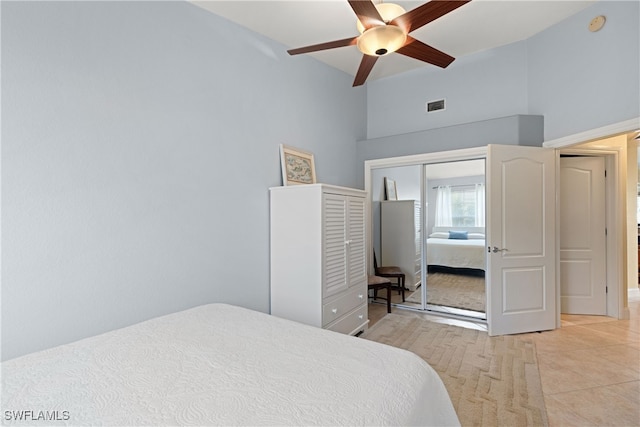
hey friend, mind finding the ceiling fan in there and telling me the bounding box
[287,0,471,87]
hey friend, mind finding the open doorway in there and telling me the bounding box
[559,155,607,315]
[558,135,628,319]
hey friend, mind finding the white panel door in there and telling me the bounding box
[487,145,556,336]
[560,156,606,314]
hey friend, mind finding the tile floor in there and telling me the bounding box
[368,288,640,426]
[530,288,640,427]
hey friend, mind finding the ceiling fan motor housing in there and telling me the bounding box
[357,25,407,56]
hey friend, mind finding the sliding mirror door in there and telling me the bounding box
[371,164,423,308]
[423,160,486,320]
[368,158,486,320]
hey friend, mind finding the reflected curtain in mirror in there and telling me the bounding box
[435,184,485,227]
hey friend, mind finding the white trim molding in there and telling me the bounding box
[544,117,640,149]
[365,146,488,171]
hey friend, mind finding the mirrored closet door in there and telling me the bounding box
[370,159,486,320]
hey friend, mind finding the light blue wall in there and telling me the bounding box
[527,1,640,141]
[1,1,365,360]
[365,1,639,143]
[367,42,530,139]
[355,114,543,188]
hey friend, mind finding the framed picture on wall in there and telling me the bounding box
[279,144,317,186]
[384,177,397,200]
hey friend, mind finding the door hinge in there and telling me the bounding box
[604,169,607,178]
[605,228,607,236]
[606,286,608,293]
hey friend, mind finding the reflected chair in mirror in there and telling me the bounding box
[374,251,406,302]
[367,275,392,313]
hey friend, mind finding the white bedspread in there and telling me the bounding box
[2,303,459,426]
[427,238,486,270]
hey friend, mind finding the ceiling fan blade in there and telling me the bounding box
[391,0,470,34]
[353,55,379,87]
[396,36,455,68]
[348,0,384,30]
[288,37,358,55]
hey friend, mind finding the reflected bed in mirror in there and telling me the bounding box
[405,226,486,317]
[426,226,486,272]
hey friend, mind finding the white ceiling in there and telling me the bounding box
[192,0,597,82]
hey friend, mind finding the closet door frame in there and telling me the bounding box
[365,147,488,315]
[365,145,623,331]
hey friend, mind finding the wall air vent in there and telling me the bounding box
[426,99,445,113]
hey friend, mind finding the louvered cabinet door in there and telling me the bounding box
[323,194,348,298]
[347,196,366,290]
[323,194,367,298]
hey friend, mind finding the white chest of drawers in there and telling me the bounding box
[270,184,368,335]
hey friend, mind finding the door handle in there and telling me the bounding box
[491,246,508,253]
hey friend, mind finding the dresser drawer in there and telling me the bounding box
[325,304,368,335]
[322,287,366,326]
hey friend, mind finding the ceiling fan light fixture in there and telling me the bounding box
[287,0,470,86]
[357,25,406,56]
[356,2,407,33]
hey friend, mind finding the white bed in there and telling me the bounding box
[426,227,486,271]
[2,303,459,426]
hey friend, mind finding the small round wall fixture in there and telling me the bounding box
[589,15,606,32]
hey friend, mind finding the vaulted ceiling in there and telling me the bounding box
[192,0,597,82]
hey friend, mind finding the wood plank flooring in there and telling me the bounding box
[368,288,640,426]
